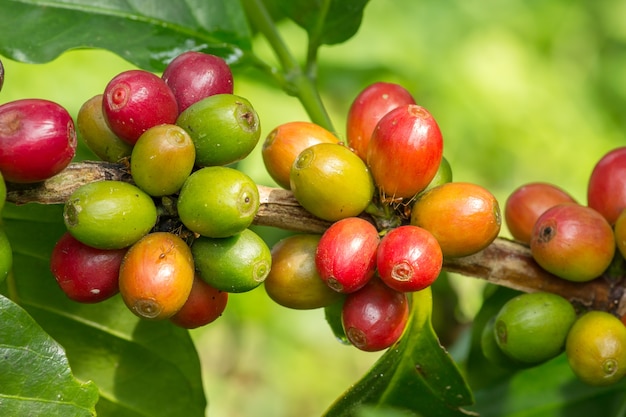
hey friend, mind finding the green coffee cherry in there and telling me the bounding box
[63,180,157,249]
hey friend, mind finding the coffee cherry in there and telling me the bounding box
[177,166,259,238]
[530,203,614,282]
[50,232,126,303]
[119,232,194,320]
[505,182,576,245]
[290,143,375,222]
[346,82,416,161]
[130,124,195,196]
[410,182,501,258]
[315,217,380,293]
[376,225,442,293]
[587,147,626,224]
[0,228,12,284]
[0,98,76,183]
[0,58,4,92]
[170,274,228,329]
[262,121,340,189]
[613,209,626,260]
[77,94,133,163]
[480,316,527,370]
[264,234,343,309]
[103,69,178,144]
[63,180,157,250]
[162,51,234,113]
[494,292,576,364]
[566,310,626,386]
[420,155,453,195]
[192,228,271,293]
[176,94,260,167]
[342,277,409,352]
[367,104,443,200]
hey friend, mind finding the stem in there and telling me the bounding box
[7,161,626,317]
[240,0,335,132]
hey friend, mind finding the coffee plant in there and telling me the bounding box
[1,1,626,417]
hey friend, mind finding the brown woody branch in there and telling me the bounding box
[7,161,626,316]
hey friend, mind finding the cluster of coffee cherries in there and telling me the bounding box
[262,82,502,351]
[49,51,271,329]
[493,147,626,386]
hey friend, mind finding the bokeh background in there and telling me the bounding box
[1,0,624,416]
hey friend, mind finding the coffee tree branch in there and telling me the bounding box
[6,161,625,316]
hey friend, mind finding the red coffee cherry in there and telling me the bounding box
[587,147,626,225]
[170,274,228,329]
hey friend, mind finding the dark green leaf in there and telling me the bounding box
[1,202,206,417]
[271,0,370,46]
[323,287,476,417]
[0,293,99,416]
[0,0,253,71]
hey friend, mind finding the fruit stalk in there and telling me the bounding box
[5,161,625,315]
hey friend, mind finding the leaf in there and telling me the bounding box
[0,0,253,72]
[271,0,370,46]
[323,287,476,417]
[0,293,99,416]
[1,202,207,417]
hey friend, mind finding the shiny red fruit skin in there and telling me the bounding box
[170,274,228,329]
[530,203,615,282]
[376,225,442,292]
[342,278,409,352]
[103,69,178,144]
[505,182,577,245]
[366,104,443,200]
[315,217,380,293]
[0,98,76,183]
[588,147,626,224]
[162,51,234,113]
[50,232,126,303]
[346,82,415,161]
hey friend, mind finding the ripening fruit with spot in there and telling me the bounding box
[530,203,614,282]
[130,124,195,196]
[162,51,234,113]
[566,310,626,387]
[63,180,157,250]
[262,121,340,189]
[0,98,76,183]
[376,225,442,293]
[315,217,380,294]
[119,232,195,320]
[102,69,178,145]
[50,232,126,303]
[169,274,228,329]
[290,143,375,222]
[587,147,626,225]
[177,166,259,238]
[367,104,443,200]
[341,277,409,352]
[264,234,344,309]
[505,182,577,245]
[346,82,416,161]
[176,94,260,167]
[192,228,272,293]
[410,182,501,258]
[77,94,132,163]
[494,292,576,364]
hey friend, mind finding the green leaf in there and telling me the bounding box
[1,203,207,417]
[0,0,253,71]
[323,287,476,417]
[272,0,370,46]
[0,293,99,416]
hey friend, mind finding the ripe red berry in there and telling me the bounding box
[342,278,409,352]
[376,225,442,292]
[162,51,234,113]
[170,275,228,329]
[587,147,626,225]
[315,217,380,293]
[103,69,178,144]
[0,98,76,183]
[50,232,126,303]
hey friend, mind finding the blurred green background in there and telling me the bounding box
[1,0,625,416]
